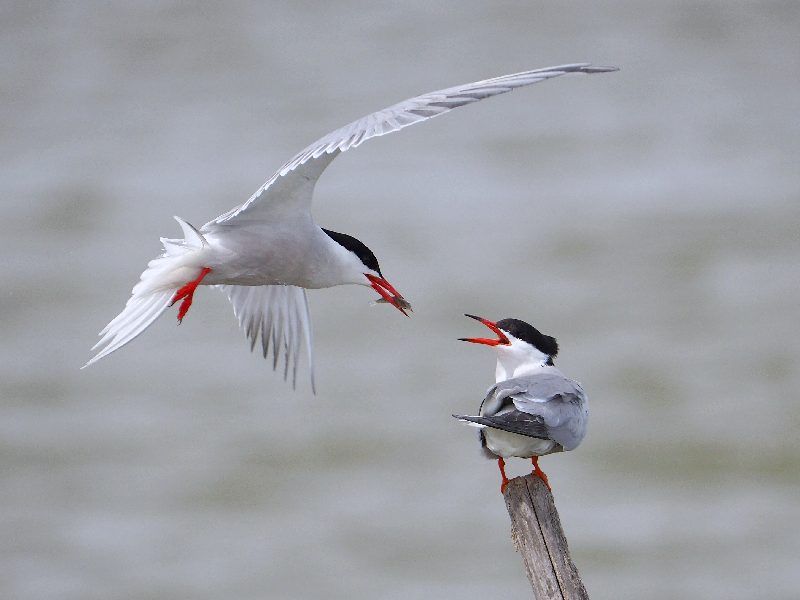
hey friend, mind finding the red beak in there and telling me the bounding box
[459,314,510,346]
[365,273,410,317]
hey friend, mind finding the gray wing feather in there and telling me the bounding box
[485,373,588,451]
[208,63,617,225]
[453,412,551,440]
[218,284,315,393]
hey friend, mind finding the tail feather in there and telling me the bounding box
[83,290,174,368]
[84,216,209,368]
[97,288,164,338]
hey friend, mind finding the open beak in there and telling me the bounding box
[459,314,510,346]
[365,273,411,317]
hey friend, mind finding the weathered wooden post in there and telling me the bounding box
[503,474,588,599]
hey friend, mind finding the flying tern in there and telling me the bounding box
[454,315,588,492]
[85,64,617,390]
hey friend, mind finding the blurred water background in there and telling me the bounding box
[2,2,799,599]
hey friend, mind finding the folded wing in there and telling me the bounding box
[455,373,588,451]
[453,411,551,441]
[505,376,588,451]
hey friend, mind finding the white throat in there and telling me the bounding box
[495,357,551,382]
[493,336,554,382]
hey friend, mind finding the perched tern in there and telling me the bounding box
[453,315,588,492]
[85,64,617,389]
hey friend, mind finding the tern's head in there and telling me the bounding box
[322,228,410,316]
[459,314,558,379]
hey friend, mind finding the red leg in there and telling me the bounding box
[498,457,510,494]
[170,267,212,323]
[530,456,551,491]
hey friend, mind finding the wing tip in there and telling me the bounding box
[580,64,620,74]
[453,414,487,428]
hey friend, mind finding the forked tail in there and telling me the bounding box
[83,216,209,368]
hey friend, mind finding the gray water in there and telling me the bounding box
[2,2,799,599]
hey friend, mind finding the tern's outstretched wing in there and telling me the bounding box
[455,373,588,451]
[207,63,617,226]
[218,284,315,393]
